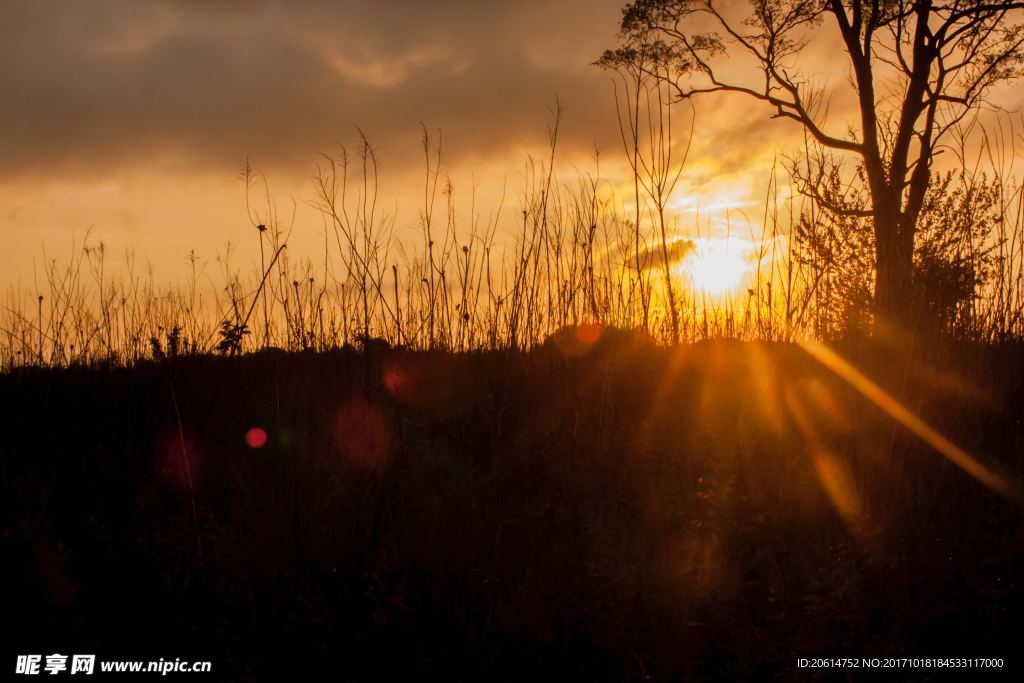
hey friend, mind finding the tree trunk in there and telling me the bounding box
[873,209,915,330]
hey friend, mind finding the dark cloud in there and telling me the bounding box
[0,0,628,179]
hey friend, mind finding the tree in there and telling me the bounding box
[600,0,1024,329]
[601,33,694,342]
[794,166,1002,338]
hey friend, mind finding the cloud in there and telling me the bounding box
[625,236,698,271]
[0,0,872,284]
[0,0,629,180]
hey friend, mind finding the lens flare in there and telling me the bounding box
[332,397,390,468]
[245,427,268,449]
[799,339,1013,498]
[153,430,202,490]
[784,386,865,533]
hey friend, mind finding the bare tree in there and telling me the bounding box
[600,0,1024,328]
[601,32,695,342]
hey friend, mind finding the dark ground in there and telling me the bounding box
[2,333,1023,680]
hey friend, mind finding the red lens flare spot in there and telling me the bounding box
[153,431,202,490]
[550,323,605,357]
[575,323,604,346]
[384,355,460,411]
[383,362,407,398]
[332,397,390,469]
[246,427,268,449]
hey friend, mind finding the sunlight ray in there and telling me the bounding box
[799,339,1014,499]
[743,342,785,434]
[784,387,867,536]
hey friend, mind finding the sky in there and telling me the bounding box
[3,0,1019,292]
[0,0,797,288]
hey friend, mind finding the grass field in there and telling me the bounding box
[3,332,1021,679]
[7,1,1024,679]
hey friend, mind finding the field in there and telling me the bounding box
[6,4,1024,678]
[3,333,1021,679]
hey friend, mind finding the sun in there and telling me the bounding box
[678,238,749,298]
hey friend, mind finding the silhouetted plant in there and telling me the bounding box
[215,320,250,355]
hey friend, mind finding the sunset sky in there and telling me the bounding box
[2,0,1020,291]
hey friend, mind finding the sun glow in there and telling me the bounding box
[677,238,750,298]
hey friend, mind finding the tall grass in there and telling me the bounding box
[3,111,1024,369]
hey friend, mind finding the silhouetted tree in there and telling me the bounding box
[795,167,1002,338]
[599,33,694,342]
[600,0,1024,329]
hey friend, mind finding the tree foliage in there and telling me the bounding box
[796,169,1003,337]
